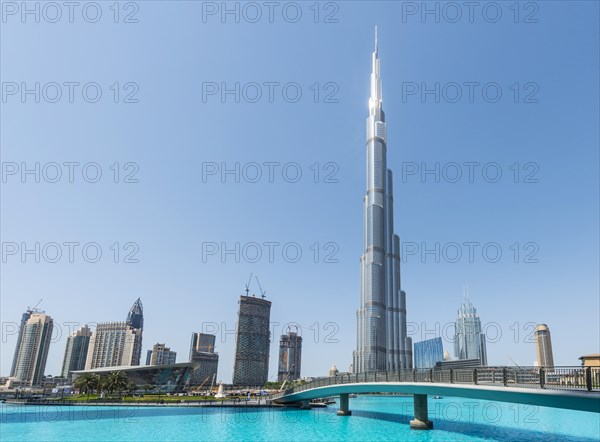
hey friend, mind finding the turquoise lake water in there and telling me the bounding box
[1,396,599,441]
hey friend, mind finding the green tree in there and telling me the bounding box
[95,374,105,396]
[74,373,98,400]
[106,371,129,396]
[126,382,138,396]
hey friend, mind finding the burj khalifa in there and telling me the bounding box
[354,29,412,373]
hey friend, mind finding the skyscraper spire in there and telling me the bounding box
[354,30,411,373]
[370,27,382,111]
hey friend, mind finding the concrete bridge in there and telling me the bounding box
[270,366,600,430]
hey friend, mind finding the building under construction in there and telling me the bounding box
[232,276,272,386]
[277,329,302,382]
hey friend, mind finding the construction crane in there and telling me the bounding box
[245,273,253,296]
[279,364,296,391]
[254,275,266,299]
[27,298,43,313]
[209,373,216,393]
[192,373,216,395]
[506,354,522,368]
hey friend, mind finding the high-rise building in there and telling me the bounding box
[189,333,218,387]
[10,309,33,377]
[190,333,216,358]
[535,324,554,368]
[329,364,339,377]
[85,299,144,369]
[414,337,444,369]
[148,343,177,366]
[277,329,302,382]
[454,297,487,365]
[232,295,272,386]
[61,325,92,378]
[12,312,54,386]
[85,322,143,369]
[127,297,144,329]
[354,29,411,373]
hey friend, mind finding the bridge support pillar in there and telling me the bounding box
[409,394,433,430]
[337,393,352,416]
[299,400,311,410]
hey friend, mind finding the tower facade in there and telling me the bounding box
[414,337,444,369]
[148,343,177,365]
[535,324,554,368]
[85,299,144,369]
[189,333,219,386]
[127,297,144,329]
[190,333,216,357]
[85,322,143,369]
[232,295,272,386]
[12,313,53,386]
[354,29,411,373]
[10,309,33,377]
[454,297,487,365]
[61,325,92,378]
[277,330,302,382]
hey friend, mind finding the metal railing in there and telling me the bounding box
[270,366,600,401]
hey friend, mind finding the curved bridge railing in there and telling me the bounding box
[270,366,600,401]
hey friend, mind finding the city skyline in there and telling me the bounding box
[2,8,598,381]
[2,288,576,382]
[1,3,599,441]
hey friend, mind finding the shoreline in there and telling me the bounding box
[2,400,296,408]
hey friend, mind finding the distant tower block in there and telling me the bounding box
[278,328,302,382]
[454,295,487,366]
[535,324,554,368]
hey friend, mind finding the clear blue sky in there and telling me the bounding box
[1,1,598,381]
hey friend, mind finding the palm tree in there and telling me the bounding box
[74,373,97,400]
[106,371,129,397]
[94,374,105,397]
[126,382,138,397]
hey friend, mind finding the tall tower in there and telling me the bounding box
[12,312,54,386]
[354,28,411,373]
[454,296,487,365]
[232,294,272,386]
[10,309,33,377]
[61,325,92,378]
[535,324,554,368]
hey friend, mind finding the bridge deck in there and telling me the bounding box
[271,367,600,414]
